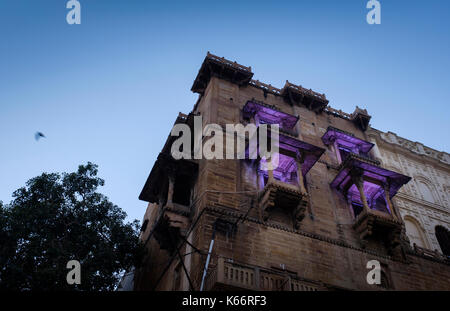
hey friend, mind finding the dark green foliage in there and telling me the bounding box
[0,163,143,291]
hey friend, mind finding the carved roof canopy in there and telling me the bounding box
[322,126,374,154]
[191,52,254,94]
[243,100,299,130]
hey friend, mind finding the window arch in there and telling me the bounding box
[403,216,428,249]
[414,176,437,204]
[418,181,435,203]
[444,185,450,202]
[435,226,450,256]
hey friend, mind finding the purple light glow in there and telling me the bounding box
[248,132,324,177]
[259,154,298,186]
[242,101,325,189]
[265,130,325,176]
[321,127,374,155]
[331,157,411,206]
[347,182,391,214]
[243,101,299,129]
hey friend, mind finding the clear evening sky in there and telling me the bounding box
[1,0,449,222]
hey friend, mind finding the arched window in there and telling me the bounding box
[404,217,427,249]
[417,180,435,203]
[435,226,450,256]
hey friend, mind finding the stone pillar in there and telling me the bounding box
[333,140,342,164]
[352,172,370,213]
[384,182,399,220]
[296,153,307,194]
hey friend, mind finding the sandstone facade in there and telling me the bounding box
[134,53,450,291]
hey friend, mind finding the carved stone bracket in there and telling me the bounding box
[352,209,404,256]
[259,180,308,229]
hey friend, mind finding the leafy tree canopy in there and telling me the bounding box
[0,162,142,291]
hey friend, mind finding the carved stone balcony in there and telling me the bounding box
[352,208,403,249]
[242,100,299,132]
[248,126,323,229]
[204,258,322,291]
[259,179,308,229]
[152,204,190,254]
[139,128,198,254]
[328,143,411,254]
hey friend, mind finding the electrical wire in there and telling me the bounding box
[148,189,260,290]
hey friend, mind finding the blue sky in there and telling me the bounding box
[1,0,449,222]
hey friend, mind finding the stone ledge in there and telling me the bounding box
[204,205,450,266]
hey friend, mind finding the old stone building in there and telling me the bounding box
[366,130,450,257]
[134,52,450,291]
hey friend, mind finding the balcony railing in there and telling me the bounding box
[354,207,402,231]
[352,208,403,247]
[206,51,252,72]
[204,258,321,291]
[259,178,307,228]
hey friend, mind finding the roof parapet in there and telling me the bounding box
[191,52,371,129]
[350,106,371,131]
[280,80,329,112]
[191,52,254,94]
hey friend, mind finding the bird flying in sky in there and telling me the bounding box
[35,132,46,141]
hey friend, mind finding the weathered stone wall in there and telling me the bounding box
[367,129,450,254]
[135,74,450,291]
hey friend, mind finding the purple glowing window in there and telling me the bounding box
[259,154,299,187]
[347,181,391,217]
[242,101,299,131]
[322,127,374,161]
[330,148,411,218]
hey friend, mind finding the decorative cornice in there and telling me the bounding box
[204,206,396,261]
[249,79,282,96]
[353,210,402,228]
[247,97,281,112]
[338,153,381,171]
[396,192,450,216]
[326,126,355,138]
[259,181,303,198]
[370,129,450,166]
[203,206,450,265]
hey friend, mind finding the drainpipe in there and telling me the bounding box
[199,221,217,291]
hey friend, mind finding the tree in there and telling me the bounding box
[0,163,143,291]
